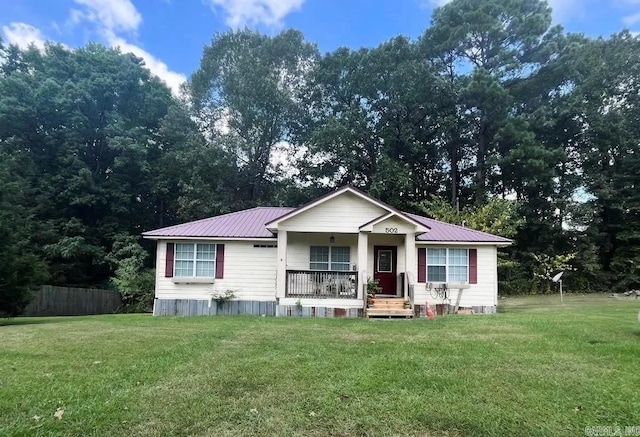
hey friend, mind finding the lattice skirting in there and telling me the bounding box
[153,299,277,316]
[413,304,497,317]
[152,299,363,318]
[152,299,494,317]
[276,305,363,318]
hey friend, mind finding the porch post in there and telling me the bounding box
[404,232,416,300]
[276,230,288,299]
[357,231,368,300]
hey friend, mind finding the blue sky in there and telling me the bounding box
[1,0,638,94]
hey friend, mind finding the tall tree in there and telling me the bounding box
[425,0,559,204]
[188,29,319,206]
[303,37,453,208]
[0,43,181,286]
[569,32,640,290]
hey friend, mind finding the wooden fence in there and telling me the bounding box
[23,285,122,316]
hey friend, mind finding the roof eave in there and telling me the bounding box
[142,235,278,241]
[415,240,512,246]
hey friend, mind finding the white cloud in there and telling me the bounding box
[64,1,184,95]
[72,0,142,33]
[622,0,640,28]
[624,11,640,25]
[2,22,47,51]
[546,0,585,23]
[105,32,186,95]
[427,0,451,7]
[206,0,304,27]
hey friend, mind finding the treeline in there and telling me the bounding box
[2,0,640,313]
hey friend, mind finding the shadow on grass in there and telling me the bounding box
[0,315,102,327]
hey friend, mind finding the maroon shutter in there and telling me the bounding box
[215,244,225,279]
[165,243,174,278]
[417,248,426,283]
[469,249,477,284]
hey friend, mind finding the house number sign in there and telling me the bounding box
[385,227,398,234]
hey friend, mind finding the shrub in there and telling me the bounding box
[106,234,155,312]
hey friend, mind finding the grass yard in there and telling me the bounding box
[1,294,639,436]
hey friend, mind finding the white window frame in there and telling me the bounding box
[309,246,351,271]
[427,248,469,283]
[174,243,216,277]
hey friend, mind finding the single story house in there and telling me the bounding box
[143,186,512,317]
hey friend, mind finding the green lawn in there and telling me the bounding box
[1,294,639,437]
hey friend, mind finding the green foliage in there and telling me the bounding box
[106,234,155,312]
[425,0,561,204]
[0,43,190,291]
[0,251,48,316]
[212,289,236,305]
[366,278,382,296]
[417,196,521,239]
[188,29,318,206]
[302,36,452,207]
[418,195,532,293]
[2,4,640,297]
[531,253,576,293]
[0,153,49,315]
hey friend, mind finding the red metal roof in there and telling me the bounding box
[143,207,294,238]
[143,205,511,243]
[405,213,512,243]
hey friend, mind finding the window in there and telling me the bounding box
[427,248,468,283]
[427,248,447,282]
[310,246,350,271]
[377,250,393,273]
[448,249,468,282]
[175,243,216,277]
[330,246,351,271]
[310,246,329,270]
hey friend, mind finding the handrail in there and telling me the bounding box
[286,270,357,299]
[286,269,355,273]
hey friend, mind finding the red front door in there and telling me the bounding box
[374,246,397,295]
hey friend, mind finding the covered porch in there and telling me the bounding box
[276,230,418,312]
[263,187,430,316]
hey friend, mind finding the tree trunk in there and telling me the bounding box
[450,138,459,207]
[475,112,488,205]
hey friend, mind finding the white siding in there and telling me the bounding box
[370,216,415,234]
[286,233,358,271]
[278,192,387,233]
[152,237,500,309]
[413,245,497,307]
[154,240,277,301]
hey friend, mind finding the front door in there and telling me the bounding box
[374,246,397,295]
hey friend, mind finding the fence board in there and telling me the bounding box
[22,285,122,317]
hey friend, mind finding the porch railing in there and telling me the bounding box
[286,270,357,299]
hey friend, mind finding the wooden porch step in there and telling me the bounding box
[369,298,410,309]
[369,303,410,309]
[366,308,414,318]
